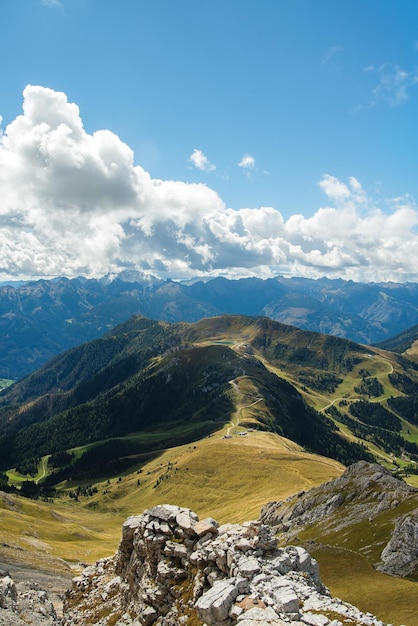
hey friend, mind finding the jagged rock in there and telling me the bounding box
[0,575,17,610]
[237,606,283,624]
[301,614,331,626]
[378,509,418,577]
[0,578,59,625]
[196,578,241,623]
[147,504,182,523]
[61,504,387,625]
[270,584,299,614]
[261,462,416,539]
[237,556,261,578]
[176,508,199,535]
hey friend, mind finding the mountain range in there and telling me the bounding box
[2,311,418,491]
[2,309,418,623]
[0,314,373,480]
[2,272,418,380]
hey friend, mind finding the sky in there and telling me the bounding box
[1,0,418,283]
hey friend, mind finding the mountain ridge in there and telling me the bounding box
[3,273,418,379]
[0,314,375,478]
[3,311,418,493]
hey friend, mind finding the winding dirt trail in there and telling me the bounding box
[226,379,262,436]
[320,353,395,412]
[36,456,49,484]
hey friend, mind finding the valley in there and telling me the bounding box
[2,313,418,624]
[3,5,418,621]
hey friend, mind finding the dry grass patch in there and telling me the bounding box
[102,429,343,524]
[311,545,418,626]
[0,490,123,570]
[0,428,343,576]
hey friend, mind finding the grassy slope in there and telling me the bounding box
[3,315,418,623]
[313,546,418,626]
[2,427,418,625]
[0,426,343,572]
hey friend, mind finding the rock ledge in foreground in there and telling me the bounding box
[61,503,387,626]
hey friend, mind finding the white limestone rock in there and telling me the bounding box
[194,517,220,537]
[0,575,17,610]
[237,606,283,624]
[61,504,389,626]
[0,578,59,625]
[176,508,199,535]
[237,556,262,578]
[196,578,240,623]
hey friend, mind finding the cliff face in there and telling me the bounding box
[379,509,418,577]
[61,503,386,626]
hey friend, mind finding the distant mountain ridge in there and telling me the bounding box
[2,272,418,379]
[0,314,375,477]
[3,310,418,488]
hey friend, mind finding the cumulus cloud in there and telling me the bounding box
[189,148,216,172]
[2,85,418,283]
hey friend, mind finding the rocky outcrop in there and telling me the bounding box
[0,573,59,625]
[260,461,418,579]
[261,462,416,540]
[378,509,418,577]
[62,503,386,625]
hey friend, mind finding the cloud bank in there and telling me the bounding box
[1,85,418,283]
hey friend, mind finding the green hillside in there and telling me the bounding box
[375,323,418,355]
[2,314,418,624]
[2,313,418,490]
[0,315,383,484]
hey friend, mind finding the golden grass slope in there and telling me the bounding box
[313,545,418,626]
[0,425,343,574]
[2,425,418,625]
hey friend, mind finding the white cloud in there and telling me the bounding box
[318,175,368,210]
[2,85,418,283]
[369,63,418,107]
[189,148,216,172]
[319,175,351,204]
[238,154,255,170]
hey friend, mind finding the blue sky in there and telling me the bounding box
[1,0,418,282]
